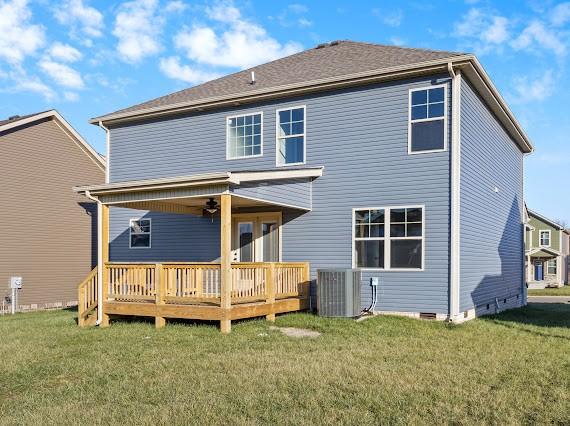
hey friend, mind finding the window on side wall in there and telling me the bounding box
[353,206,424,270]
[277,106,305,166]
[409,85,447,153]
[227,112,262,159]
[130,219,151,248]
[547,259,557,275]
[539,230,551,247]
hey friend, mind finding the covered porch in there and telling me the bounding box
[75,168,322,333]
[526,247,561,289]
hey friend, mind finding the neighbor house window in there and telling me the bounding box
[409,85,447,153]
[539,230,551,247]
[130,219,151,248]
[353,206,424,270]
[547,259,557,275]
[227,112,262,159]
[277,106,305,165]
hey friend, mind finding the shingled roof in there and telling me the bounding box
[93,41,464,121]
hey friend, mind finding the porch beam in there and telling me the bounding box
[220,193,232,333]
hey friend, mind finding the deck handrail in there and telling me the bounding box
[78,267,98,327]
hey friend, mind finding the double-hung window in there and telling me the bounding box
[227,112,262,159]
[130,219,151,248]
[409,85,447,153]
[539,230,551,247]
[547,259,557,275]
[277,106,305,165]
[353,206,424,270]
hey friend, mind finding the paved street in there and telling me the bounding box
[528,296,570,304]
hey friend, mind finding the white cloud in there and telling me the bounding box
[165,1,187,13]
[454,8,510,53]
[174,3,302,69]
[63,91,79,102]
[298,18,312,28]
[8,77,55,100]
[113,0,162,63]
[39,59,84,89]
[0,0,45,64]
[54,0,103,39]
[511,21,566,57]
[510,70,554,104]
[48,42,82,62]
[159,56,220,84]
[550,2,570,26]
[373,8,403,27]
[288,4,308,14]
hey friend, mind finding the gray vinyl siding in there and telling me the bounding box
[231,178,312,210]
[459,80,524,312]
[108,76,452,314]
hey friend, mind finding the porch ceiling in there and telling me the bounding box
[74,167,323,214]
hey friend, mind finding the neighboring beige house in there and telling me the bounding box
[0,110,105,311]
[524,206,570,289]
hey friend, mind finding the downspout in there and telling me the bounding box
[448,63,462,321]
[85,190,104,326]
[98,121,110,184]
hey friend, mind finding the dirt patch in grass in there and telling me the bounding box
[269,325,321,338]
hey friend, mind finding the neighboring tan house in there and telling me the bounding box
[525,208,570,288]
[0,110,105,311]
[75,41,532,332]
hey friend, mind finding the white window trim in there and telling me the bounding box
[408,84,448,155]
[351,204,425,272]
[129,218,152,249]
[231,212,283,262]
[539,229,551,247]
[275,105,307,167]
[547,259,557,275]
[226,111,264,160]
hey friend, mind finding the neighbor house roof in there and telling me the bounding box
[90,40,533,153]
[528,209,565,230]
[1,110,106,170]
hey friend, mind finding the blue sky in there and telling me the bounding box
[1,0,569,223]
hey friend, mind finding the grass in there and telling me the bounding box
[0,305,569,425]
[528,285,570,296]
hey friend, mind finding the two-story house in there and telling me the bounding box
[75,41,533,332]
[525,207,569,288]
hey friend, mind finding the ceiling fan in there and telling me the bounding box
[203,198,219,222]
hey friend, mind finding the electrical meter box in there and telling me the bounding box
[10,277,22,289]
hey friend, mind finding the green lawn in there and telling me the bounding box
[528,285,570,296]
[1,305,569,425]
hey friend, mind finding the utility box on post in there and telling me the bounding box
[317,269,361,317]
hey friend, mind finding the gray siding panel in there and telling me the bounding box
[231,178,312,209]
[109,76,452,314]
[459,80,524,312]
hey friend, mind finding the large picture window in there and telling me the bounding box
[277,106,305,165]
[227,112,262,159]
[409,85,447,154]
[130,218,151,248]
[353,206,424,270]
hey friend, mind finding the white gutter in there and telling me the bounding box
[98,121,110,184]
[85,190,103,326]
[449,63,462,321]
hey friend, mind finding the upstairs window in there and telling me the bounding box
[409,85,447,153]
[539,230,551,247]
[130,219,151,248]
[227,112,262,159]
[277,106,305,166]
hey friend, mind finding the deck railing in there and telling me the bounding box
[77,267,98,327]
[103,262,309,305]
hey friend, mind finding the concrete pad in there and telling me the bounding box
[528,296,570,304]
[269,326,321,338]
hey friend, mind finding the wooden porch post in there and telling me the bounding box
[220,194,232,333]
[266,263,276,322]
[100,204,110,327]
[155,264,166,328]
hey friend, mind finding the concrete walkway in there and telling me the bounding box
[528,296,570,304]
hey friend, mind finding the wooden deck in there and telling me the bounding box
[78,262,310,330]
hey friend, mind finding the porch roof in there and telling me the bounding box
[528,247,560,258]
[74,167,323,213]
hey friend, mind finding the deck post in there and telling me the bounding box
[100,204,110,327]
[155,263,166,328]
[220,194,232,333]
[266,263,276,321]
